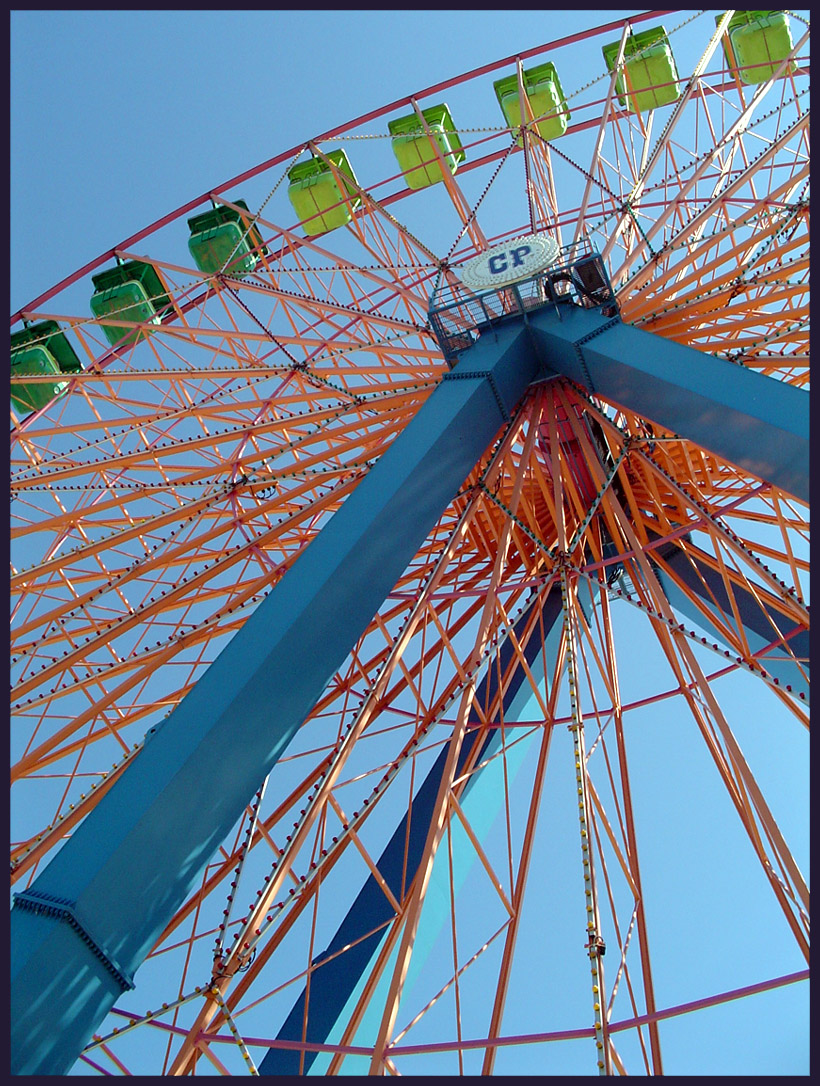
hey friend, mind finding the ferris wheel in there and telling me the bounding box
[11,9,809,1076]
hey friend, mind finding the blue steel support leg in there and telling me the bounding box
[10,321,539,1076]
[259,589,564,1075]
[647,537,809,699]
[527,304,809,503]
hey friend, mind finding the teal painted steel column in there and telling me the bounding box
[259,589,564,1074]
[10,322,540,1076]
[528,304,809,503]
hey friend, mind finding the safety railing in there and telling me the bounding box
[428,239,617,367]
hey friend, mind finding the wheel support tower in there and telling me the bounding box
[11,299,808,1075]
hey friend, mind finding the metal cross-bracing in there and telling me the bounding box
[11,9,808,1076]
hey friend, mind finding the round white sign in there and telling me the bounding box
[459,233,560,290]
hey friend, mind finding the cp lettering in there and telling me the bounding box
[487,245,532,275]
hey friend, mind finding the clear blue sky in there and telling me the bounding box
[11,9,809,1076]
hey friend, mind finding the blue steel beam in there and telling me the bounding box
[259,590,564,1075]
[10,321,540,1076]
[261,537,808,1072]
[647,536,809,700]
[527,304,809,504]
